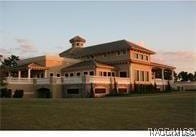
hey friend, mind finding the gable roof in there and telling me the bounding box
[59,40,155,58]
[61,60,116,72]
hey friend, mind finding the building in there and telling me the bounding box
[5,36,175,98]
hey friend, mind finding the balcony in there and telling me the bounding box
[6,76,131,85]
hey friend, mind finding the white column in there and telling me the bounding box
[44,70,48,78]
[8,72,11,77]
[161,69,164,80]
[161,68,165,91]
[171,70,174,80]
[28,69,31,79]
[18,70,21,79]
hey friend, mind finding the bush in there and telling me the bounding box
[0,88,12,98]
[13,90,24,98]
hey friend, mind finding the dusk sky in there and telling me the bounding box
[0,1,195,73]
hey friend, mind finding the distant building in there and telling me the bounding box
[6,36,175,98]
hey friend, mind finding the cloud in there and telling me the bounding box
[0,48,11,55]
[152,51,196,73]
[16,39,38,53]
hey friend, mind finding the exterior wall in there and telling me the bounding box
[62,84,85,98]
[130,50,151,63]
[96,67,117,76]
[113,63,130,77]
[7,84,36,98]
[45,55,64,67]
[130,63,152,84]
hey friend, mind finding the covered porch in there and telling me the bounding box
[7,63,48,79]
[151,62,176,91]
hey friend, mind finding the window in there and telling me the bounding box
[141,55,144,60]
[112,72,115,77]
[76,72,80,76]
[67,89,79,94]
[90,71,94,76]
[117,51,121,56]
[99,71,103,76]
[140,71,144,81]
[118,88,127,94]
[122,50,126,54]
[70,73,74,77]
[135,70,139,81]
[50,73,53,77]
[120,71,127,77]
[146,56,148,61]
[57,74,61,77]
[103,72,107,76]
[108,72,111,76]
[64,73,68,77]
[146,71,149,81]
[136,54,139,59]
[95,88,106,94]
[84,72,88,75]
[76,43,80,46]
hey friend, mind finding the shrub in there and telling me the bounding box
[0,88,12,98]
[13,90,24,98]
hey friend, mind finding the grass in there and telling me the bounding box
[0,91,195,130]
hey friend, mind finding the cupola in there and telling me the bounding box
[69,35,86,48]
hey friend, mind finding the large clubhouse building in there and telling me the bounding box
[6,36,175,98]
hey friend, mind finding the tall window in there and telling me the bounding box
[90,71,94,76]
[76,72,80,76]
[99,71,102,76]
[140,71,144,81]
[120,71,127,77]
[146,71,149,81]
[112,72,115,77]
[135,70,140,81]
[146,56,148,61]
[64,73,68,77]
[141,55,144,60]
[84,72,88,75]
[108,72,111,76]
[117,51,121,56]
[70,73,74,77]
[103,72,107,76]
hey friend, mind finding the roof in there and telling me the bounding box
[61,60,116,72]
[14,63,48,70]
[59,40,155,58]
[151,62,176,69]
[69,35,86,43]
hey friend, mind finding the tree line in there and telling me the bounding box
[175,71,196,82]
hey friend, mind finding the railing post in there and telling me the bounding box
[18,70,21,79]
[28,69,31,79]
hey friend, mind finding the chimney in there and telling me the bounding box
[69,35,86,48]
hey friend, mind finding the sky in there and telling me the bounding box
[0,1,195,73]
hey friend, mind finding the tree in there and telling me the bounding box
[174,71,178,82]
[0,55,20,87]
[187,73,194,81]
[178,71,188,81]
[1,55,19,68]
[193,72,196,81]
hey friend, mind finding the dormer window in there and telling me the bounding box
[117,51,121,56]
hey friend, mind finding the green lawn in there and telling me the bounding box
[0,92,195,130]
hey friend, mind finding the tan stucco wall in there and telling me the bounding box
[7,84,36,98]
[130,63,152,84]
